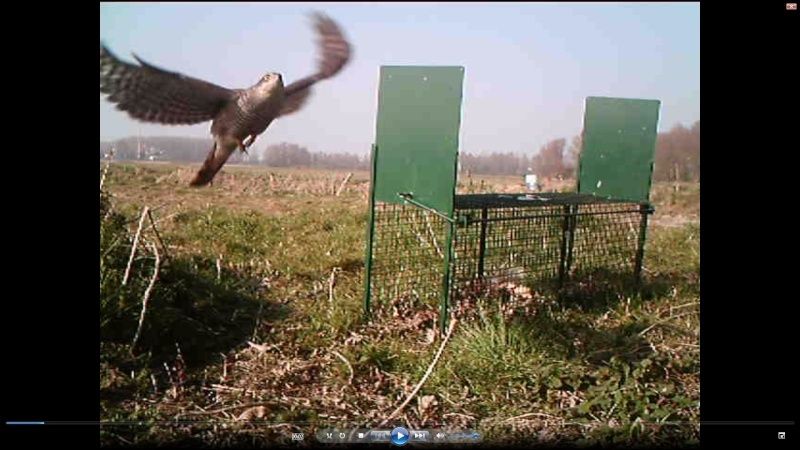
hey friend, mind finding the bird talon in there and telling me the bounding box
[239,135,258,155]
[237,139,249,154]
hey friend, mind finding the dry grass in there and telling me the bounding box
[100,162,699,447]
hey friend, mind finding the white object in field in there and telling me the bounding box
[525,174,539,190]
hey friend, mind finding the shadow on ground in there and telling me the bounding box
[557,267,694,312]
[530,268,697,367]
[101,255,290,367]
[453,267,698,369]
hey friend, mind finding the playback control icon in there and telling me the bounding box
[390,427,409,446]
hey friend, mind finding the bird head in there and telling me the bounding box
[254,73,284,98]
[259,72,283,87]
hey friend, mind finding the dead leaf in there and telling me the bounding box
[247,341,268,352]
[424,328,437,345]
[418,395,438,416]
[237,405,268,421]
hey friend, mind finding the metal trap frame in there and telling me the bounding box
[363,66,660,331]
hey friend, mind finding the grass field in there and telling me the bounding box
[99,161,699,447]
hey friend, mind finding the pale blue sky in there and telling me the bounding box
[100,2,699,155]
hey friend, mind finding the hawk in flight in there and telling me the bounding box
[100,12,351,186]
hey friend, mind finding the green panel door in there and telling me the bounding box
[373,66,465,216]
[578,97,661,202]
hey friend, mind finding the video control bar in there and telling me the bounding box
[316,427,481,444]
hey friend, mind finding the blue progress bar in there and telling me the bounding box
[7,421,45,425]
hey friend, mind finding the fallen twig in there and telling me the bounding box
[331,349,354,385]
[146,208,170,260]
[100,148,115,192]
[443,412,477,421]
[204,384,245,393]
[379,317,458,427]
[100,162,111,192]
[502,412,561,423]
[639,311,698,337]
[122,206,149,286]
[328,268,339,307]
[325,268,341,322]
[120,203,169,227]
[335,172,353,196]
[670,301,701,313]
[247,341,269,352]
[149,209,183,228]
[177,402,272,417]
[131,242,160,354]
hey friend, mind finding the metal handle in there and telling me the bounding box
[397,192,456,223]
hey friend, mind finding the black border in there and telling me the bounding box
[2,1,99,447]
[698,0,797,448]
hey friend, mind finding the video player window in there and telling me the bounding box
[93,1,711,447]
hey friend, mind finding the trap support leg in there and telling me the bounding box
[633,203,654,286]
[477,207,489,279]
[363,145,379,318]
[558,204,571,288]
[439,219,456,333]
[565,205,578,277]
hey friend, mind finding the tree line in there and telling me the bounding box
[100,120,698,181]
[99,137,369,170]
[459,120,698,182]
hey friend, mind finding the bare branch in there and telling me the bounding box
[146,208,170,260]
[379,317,458,427]
[131,241,161,353]
[330,349,354,385]
[122,206,149,286]
[335,172,353,196]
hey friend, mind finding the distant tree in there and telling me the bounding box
[262,142,312,167]
[654,120,699,182]
[564,133,582,175]
[459,151,535,176]
[531,138,568,178]
[308,151,369,170]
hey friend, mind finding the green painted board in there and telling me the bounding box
[578,97,661,203]
[373,66,465,216]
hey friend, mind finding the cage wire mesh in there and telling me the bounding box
[367,202,449,316]
[451,202,569,302]
[366,193,650,320]
[559,202,649,304]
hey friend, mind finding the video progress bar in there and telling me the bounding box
[5,421,308,426]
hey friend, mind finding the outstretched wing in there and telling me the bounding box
[100,43,237,125]
[279,12,352,117]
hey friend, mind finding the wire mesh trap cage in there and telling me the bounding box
[363,66,660,331]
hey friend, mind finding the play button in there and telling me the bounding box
[390,427,409,446]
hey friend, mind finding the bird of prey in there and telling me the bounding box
[99,12,351,186]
